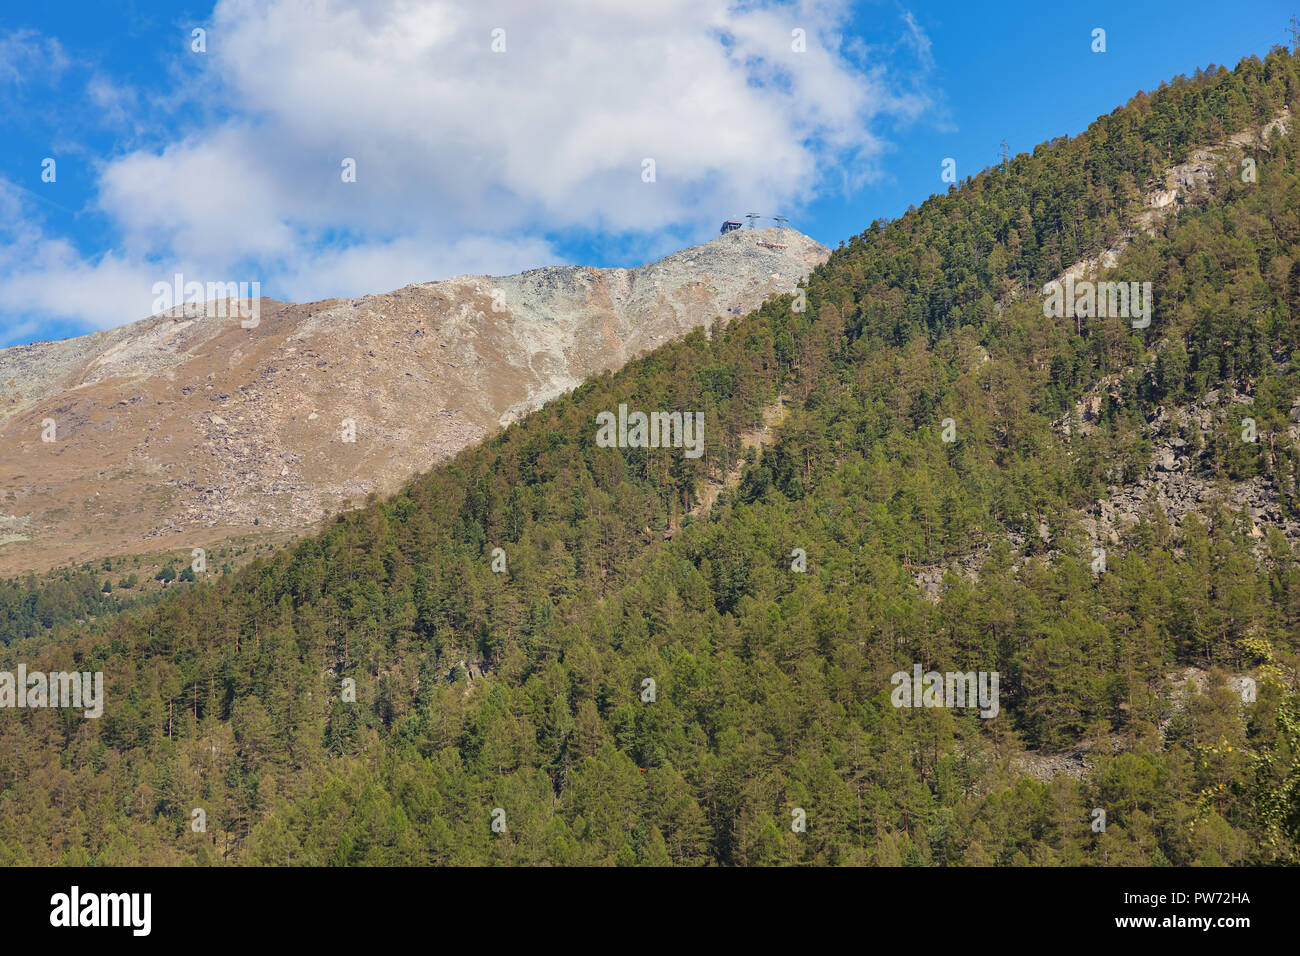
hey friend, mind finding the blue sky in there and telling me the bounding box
[0,0,1295,347]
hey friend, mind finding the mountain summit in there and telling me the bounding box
[0,228,828,573]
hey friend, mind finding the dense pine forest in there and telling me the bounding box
[3,49,1300,866]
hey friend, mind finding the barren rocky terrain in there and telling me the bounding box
[0,228,828,574]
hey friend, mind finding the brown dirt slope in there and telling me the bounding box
[0,228,828,574]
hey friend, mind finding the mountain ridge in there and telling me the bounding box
[3,49,1300,867]
[0,227,827,574]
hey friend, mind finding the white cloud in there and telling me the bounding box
[195,0,899,234]
[0,185,162,335]
[272,232,561,302]
[0,1,935,338]
[900,11,936,72]
[98,126,299,265]
[0,30,69,88]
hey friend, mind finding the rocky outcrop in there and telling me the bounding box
[1079,388,1300,552]
[910,382,1300,604]
[1039,110,1292,297]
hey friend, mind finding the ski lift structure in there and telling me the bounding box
[719,214,792,237]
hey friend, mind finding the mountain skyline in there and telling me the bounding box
[1,0,1295,347]
[0,226,828,575]
[3,42,1299,872]
[3,6,1300,932]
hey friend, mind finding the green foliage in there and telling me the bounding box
[3,49,1300,865]
[0,569,116,646]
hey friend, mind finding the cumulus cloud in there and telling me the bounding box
[191,0,913,236]
[0,182,163,332]
[272,233,562,303]
[0,1,936,340]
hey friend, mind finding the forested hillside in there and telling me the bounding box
[3,49,1300,866]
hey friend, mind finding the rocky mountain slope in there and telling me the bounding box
[0,228,827,574]
[904,109,1300,603]
[4,50,1300,868]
